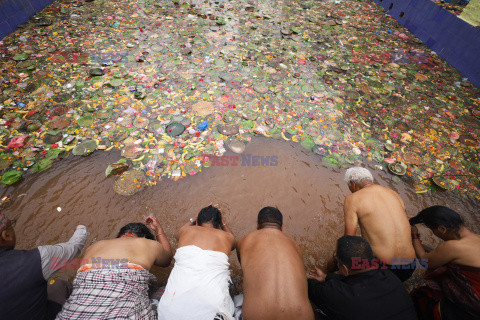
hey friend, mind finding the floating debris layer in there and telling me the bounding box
[0,0,479,197]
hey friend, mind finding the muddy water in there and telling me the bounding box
[1,137,479,286]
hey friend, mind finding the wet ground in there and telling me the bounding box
[0,0,479,201]
[1,137,479,288]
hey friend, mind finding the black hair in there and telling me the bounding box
[116,223,155,240]
[258,206,283,227]
[197,205,222,229]
[336,236,374,269]
[409,206,464,232]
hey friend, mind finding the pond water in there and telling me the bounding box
[1,137,479,287]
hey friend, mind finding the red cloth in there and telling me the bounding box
[424,263,480,316]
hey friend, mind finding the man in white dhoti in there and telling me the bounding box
[158,205,236,320]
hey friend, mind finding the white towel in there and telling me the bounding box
[157,245,235,320]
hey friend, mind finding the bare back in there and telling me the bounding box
[426,230,480,269]
[83,237,168,270]
[344,184,415,264]
[237,228,314,320]
[178,225,235,255]
[451,233,480,267]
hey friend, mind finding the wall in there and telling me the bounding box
[372,0,480,88]
[0,0,55,40]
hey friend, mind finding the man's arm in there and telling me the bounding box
[38,225,88,280]
[344,197,358,236]
[307,277,338,311]
[144,216,173,267]
[154,228,172,267]
[411,226,457,269]
[414,241,457,269]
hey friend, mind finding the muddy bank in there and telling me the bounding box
[1,137,479,286]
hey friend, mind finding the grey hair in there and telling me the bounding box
[344,167,373,184]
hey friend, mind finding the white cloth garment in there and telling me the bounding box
[157,245,235,320]
[233,293,244,320]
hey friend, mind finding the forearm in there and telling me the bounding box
[156,229,172,260]
[38,225,88,279]
[412,237,427,259]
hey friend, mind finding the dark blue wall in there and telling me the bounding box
[372,0,480,88]
[0,0,55,40]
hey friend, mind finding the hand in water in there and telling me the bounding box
[144,216,162,234]
[307,266,327,282]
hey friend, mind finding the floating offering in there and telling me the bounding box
[388,162,407,176]
[432,175,455,191]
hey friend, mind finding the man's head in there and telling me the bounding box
[335,236,374,276]
[410,206,465,240]
[197,205,222,229]
[116,223,155,240]
[0,213,16,248]
[257,206,283,230]
[344,167,374,193]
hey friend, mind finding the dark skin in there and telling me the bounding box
[237,221,314,320]
[411,224,480,269]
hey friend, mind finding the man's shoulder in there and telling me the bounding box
[241,229,295,247]
[344,191,360,203]
[238,230,261,245]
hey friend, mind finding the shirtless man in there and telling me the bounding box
[57,216,172,319]
[81,216,172,269]
[237,207,314,320]
[158,205,236,320]
[343,167,416,282]
[410,206,480,319]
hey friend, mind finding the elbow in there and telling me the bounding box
[160,260,172,268]
[159,254,173,268]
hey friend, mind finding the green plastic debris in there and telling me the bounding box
[1,170,24,185]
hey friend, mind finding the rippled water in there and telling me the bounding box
[1,137,479,286]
